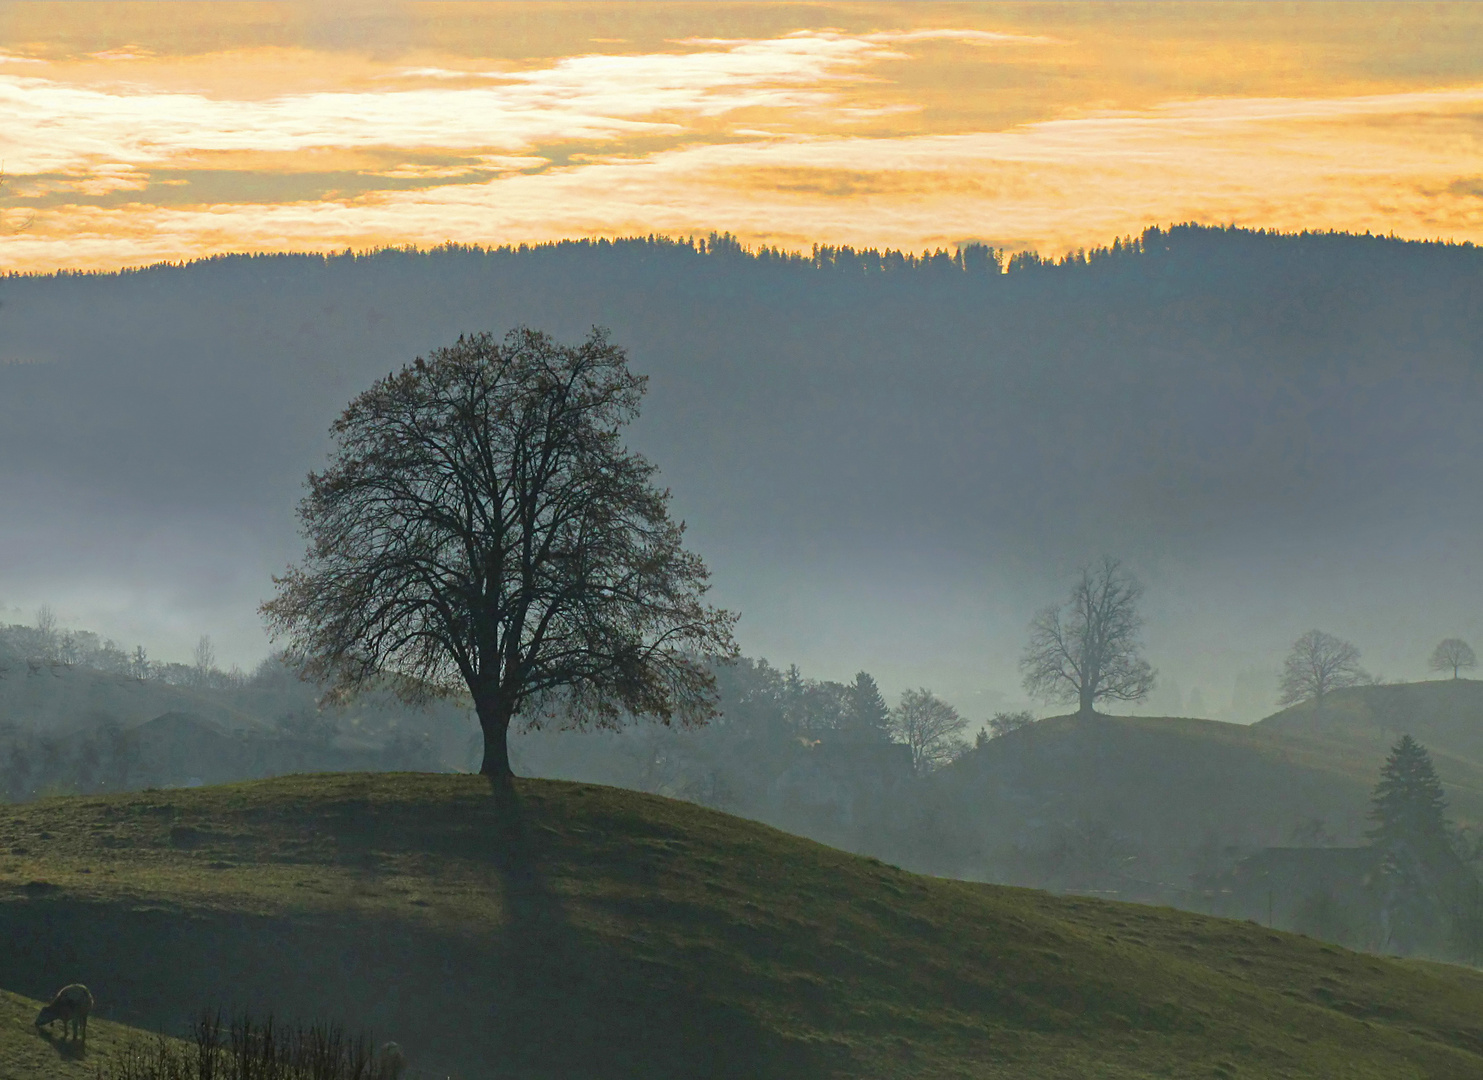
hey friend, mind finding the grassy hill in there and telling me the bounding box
[4,775,1483,1078]
[933,714,1379,892]
[932,694,1483,901]
[1257,681,1483,818]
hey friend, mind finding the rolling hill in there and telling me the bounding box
[1257,680,1483,785]
[4,774,1483,1078]
[928,686,1483,909]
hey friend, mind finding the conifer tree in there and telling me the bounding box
[1369,735,1449,848]
[843,671,891,742]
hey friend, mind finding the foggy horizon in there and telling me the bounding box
[2,225,1479,724]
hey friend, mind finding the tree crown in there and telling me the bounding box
[263,326,737,757]
[889,688,969,774]
[1429,638,1477,679]
[1278,629,1367,706]
[1020,556,1155,715]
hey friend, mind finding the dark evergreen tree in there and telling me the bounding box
[1369,735,1449,847]
[842,671,891,742]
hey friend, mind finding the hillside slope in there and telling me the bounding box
[3,775,1483,1078]
[933,705,1483,898]
[1258,680,1483,786]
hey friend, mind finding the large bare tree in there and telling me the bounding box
[1021,556,1156,718]
[1278,629,1368,706]
[263,326,738,778]
[1429,638,1477,680]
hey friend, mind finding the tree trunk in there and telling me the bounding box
[475,693,515,779]
[1078,682,1095,718]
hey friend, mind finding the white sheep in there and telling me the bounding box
[376,1040,407,1080]
[34,983,93,1042]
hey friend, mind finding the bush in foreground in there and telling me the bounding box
[99,1011,400,1080]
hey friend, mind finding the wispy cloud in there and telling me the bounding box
[1,15,1482,270]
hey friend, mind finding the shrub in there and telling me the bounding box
[98,1011,394,1080]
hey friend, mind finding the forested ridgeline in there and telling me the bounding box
[2,223,1480,579]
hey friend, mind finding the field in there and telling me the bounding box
[0,774,1482,1078]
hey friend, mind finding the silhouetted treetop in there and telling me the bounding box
[1279,630,1368,707]
[1429,638,1477,680]
[1369,734,1449,848]
[263,325,738,778]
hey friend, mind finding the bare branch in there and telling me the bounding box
[1020,556,1156,718]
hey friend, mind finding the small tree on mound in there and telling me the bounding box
[1020,556,1156,718]
[988,710,1036,738]
[263,327,738,778]
[1278,629,1367,707]
[1429,638,1477,680]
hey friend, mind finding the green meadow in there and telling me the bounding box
[3,773,1483,1078]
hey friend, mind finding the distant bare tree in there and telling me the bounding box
[1429,638,1477,680]
[1020,557,1156,718]
[1278,629,1367,707]
[889,688,969,774]
[263,327,738,779]
[33,605,58,662]
[193,635,216,685]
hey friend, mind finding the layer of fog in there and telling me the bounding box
[1,228,1480,722]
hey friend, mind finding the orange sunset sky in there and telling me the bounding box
[2,2,1482,271]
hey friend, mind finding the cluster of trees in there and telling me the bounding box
[1274,631,1476,709]
[0,612,245,689]
[0,716,142,801]
[1012,560,1475,719]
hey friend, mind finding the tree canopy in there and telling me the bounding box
[1020,556,1156,718]
[1278,630,1368,706]
[889,688,969,774]
[263,326,738,777]
[1429,638,1477,680]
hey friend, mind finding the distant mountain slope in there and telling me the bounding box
[5,774,1483,1078]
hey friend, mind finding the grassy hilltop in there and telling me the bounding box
[2,775,1483,1078]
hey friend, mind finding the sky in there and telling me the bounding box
[2,2,1483,270]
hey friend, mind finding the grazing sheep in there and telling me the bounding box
[376,1041,407,1080]
[34,983,93,1041]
